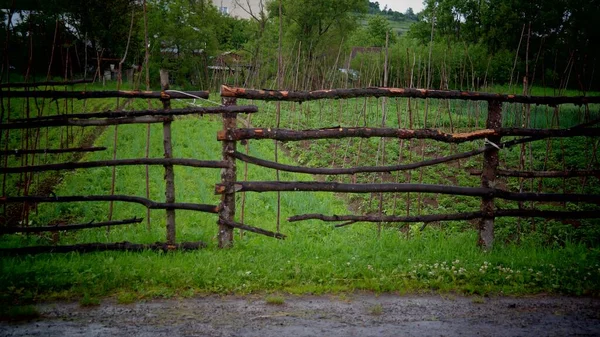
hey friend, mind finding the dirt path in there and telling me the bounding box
[1,294,599,337]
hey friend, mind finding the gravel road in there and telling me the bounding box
[1,294,599,336]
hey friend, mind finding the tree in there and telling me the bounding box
[405,7,417,20]
[408,0,600,89]
[268,0,368,57]
[366,15,396,46]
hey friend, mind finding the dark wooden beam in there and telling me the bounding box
[0,217,143,234]
[1,195,219,213]
[0,90,209,100]
[219,126,600,143]
[221,85,600,105]
[216,181,600,204]
[0,158,229,173]
[0,241,206,255]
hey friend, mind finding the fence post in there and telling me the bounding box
[479,100,502,250]
[160,69,176,246]
[218,97,237,248]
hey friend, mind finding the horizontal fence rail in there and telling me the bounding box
[219,126,600,142]
[1,195,219,213]
[473,169,600,178]
[2,106,258,130]
[288,210,600,224]
[0,217,143,234]
[216,181,600,203]
[0,147,106,156]
[11,105,259,122]
[1,115,173,129]
[218,220,286,240]
[221,85,600,105]
[0,90,210,100]
[0,241,207,255]
[0,79,93,88]
[0,158,229,174]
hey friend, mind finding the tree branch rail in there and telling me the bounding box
[218,127,599,143]
[0,217,143,234]
[221,85,600,105]
[1,195,219,213]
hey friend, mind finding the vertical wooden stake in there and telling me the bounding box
[160,69,176,246]
[219,97,237,248]
[479,100,502,250]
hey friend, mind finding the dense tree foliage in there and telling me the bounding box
[268,0,368,57]
[409,0,600,90]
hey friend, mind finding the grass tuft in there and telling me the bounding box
[265,295,286,305]
[0,305,40,321]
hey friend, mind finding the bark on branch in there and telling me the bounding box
[0,241,206,255]
[1,158,229,174]
[219,127,599,143]
[0,147,106,156]
[1,217,143,234]
[1,195,219,213]
[229,135,535,174]
[221,85,600,105]
[0,79,93,88]
[469,169,600,178]
[218,220,286,239]
[0,90,209,100]
[288,210,600,224]
[0,116,173,130]
[12,105,258,122]
[216,181,600,203]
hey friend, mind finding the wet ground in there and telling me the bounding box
[1,294,599,336]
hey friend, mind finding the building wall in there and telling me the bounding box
[211,0,265,20]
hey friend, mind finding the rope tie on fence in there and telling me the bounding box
[165,90,221,106]
[484,138,501,150]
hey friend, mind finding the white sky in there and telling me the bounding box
[378,0,425,13]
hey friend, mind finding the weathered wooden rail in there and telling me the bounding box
[216,85,600,249]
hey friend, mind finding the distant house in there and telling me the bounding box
[211,0,264,19]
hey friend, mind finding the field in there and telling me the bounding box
[1,83,600,310]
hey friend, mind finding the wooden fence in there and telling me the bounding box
[1,81,598,253]
[216,85,600,249]
[0,78,257,254]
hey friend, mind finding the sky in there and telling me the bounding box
[378,0,425,13]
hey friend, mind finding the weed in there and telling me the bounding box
[471,296,485,304]
[117,292,138,305]
[79,293,100,307]
[265,295,285,305]
[0,305,40,321]
[368,303,383,315]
